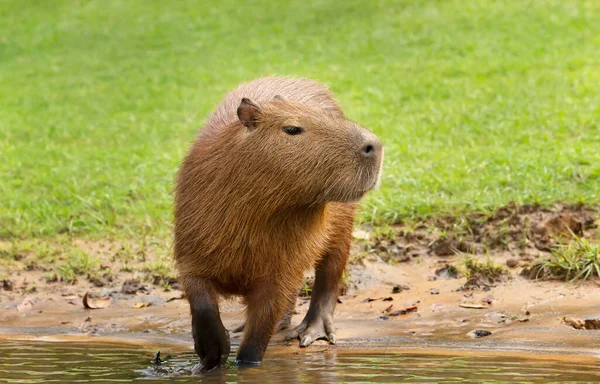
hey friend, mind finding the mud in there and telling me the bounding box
[1,203,599,371]
[359,202,597,258]
[1,255,599,359]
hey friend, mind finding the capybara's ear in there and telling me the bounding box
[273,94,285,101]
[237,98,262,131]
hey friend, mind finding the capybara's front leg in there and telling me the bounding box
[181,275,231,372]
[235,285,290,364]
[285,219,352,347]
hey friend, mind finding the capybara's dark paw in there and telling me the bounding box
[235,344,264,365]
[194,327,231,372]
[284,313,335,347]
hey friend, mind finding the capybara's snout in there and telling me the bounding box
[353,127,383,193]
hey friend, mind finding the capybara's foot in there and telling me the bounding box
[284,312,335,347]
[194,325,231,372]
[235,344,264,365]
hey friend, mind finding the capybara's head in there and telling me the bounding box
[234,96,383,205]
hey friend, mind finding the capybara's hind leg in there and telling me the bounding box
[285,215,353,347]
[235,284,291,364]
[231,294,296,333]
[180,275,231,372]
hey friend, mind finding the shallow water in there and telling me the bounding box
[0,341,599,383]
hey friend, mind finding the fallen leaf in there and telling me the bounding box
[389,306,418,316]
[166,293,184,302]
[17,298,34,312]
[562,317,600,330]
[360,296,393,303]
[83,292,111,309]
[360,298,376,303]
[459,303,489,309]
[134,302,152,308]
[383,304,393,314]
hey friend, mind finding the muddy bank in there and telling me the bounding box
[2,257,599,361]
[1,202,600,362]
[353,202,598,262]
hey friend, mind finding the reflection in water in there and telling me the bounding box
[0,340,598,383]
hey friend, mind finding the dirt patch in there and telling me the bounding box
[1,202,599,306]
[353,202,598,277]
[1,201,600,356]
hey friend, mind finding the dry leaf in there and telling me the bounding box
[360,296,394,303]
[83,292,111,309]
[166,293,184,302]
[563,317,600,330]
[389,306,418,316]
[134,302,152,308]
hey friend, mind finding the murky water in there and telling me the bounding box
[0,340,599,383]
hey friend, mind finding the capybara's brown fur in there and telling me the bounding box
[174,77,383,371]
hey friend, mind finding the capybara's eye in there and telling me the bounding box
[282,126,304,135]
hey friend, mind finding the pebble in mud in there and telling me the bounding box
[2,279,13,291]
[467,330,492,338]
[392,284,410,294]
[506,258,518,268]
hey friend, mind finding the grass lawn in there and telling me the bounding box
[2,0,600,241]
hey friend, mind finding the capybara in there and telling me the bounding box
[174,76,383,371]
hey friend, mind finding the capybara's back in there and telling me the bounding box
[174,76,383,371]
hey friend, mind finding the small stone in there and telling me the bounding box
[506,258,518,268]
[392,284,410,294]
[122,279,144,294]
[468,329,492,338]
[2,279,14,291]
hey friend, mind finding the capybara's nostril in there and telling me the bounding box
[361,142,376,158]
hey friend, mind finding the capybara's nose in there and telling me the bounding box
[360,138,381,158]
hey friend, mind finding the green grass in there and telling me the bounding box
[460,256,507,280]
[56,248,99,283]
[534,237,600,281]
[2,0,600,240]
